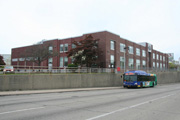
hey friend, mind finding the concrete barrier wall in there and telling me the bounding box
[156,72,180,84]
[0,72,179,91]
[0,74,123,91]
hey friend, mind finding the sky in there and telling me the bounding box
[0,0,180,60]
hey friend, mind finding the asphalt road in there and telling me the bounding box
[0,83,180,120]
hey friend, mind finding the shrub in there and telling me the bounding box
[68,64,78,68]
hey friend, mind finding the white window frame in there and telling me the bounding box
[120,56,125,69]
[60,44,64,53]
[128,58,134,69]
[160,55,162,61]
[110,41,114,50]
[64,57,68,66]
[64,44,68,52]
[153,53,155,59]
[110,55,114,66]
[60,57,63,67]
[157,62,159,68]
[142,50,146,57]
[136,48,140,56]
[153,62,155,68]
[120,43,126,52]
[157,54,159,60]
[142,60,146,68]
[12,58,18,62]
[128,46,133,54]
[136,59,140,69]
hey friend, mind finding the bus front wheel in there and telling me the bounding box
[152,83,154,87]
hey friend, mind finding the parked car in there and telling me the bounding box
[3,66,15,73]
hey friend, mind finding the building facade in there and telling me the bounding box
[11,31,169,71]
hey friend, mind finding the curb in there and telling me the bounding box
[0,87,121,96]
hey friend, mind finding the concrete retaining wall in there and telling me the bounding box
[0,72,179,91]
[0,74,122,91]
[156,72,180,84]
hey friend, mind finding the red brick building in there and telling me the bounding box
[11,31,169,70]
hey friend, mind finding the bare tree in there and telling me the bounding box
[21,43,58,66]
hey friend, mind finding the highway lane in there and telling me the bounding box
[0,83,180,120]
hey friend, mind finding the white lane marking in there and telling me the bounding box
[86,94,175,120]
[0,107,45,115]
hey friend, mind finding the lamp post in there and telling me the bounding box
[124,46,129,72]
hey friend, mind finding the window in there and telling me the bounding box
[49,46,53,54]
[110,41,115,50]
[60,57,63,67]
[110,55,114,67]
[128,46,133,54]
[142,50,146,57]
[48,58,52,64]
[64,57,68,66]
[153,53,155,59]
[157,54,159,60]
[153,62,155,68]
[163,64,165,68]
[136,48,140,56]
[19,58,25,61]
[120,43,126,52]
[60,44,64,53]
[64,44,68,52]
[142,60,146,69]
[136,59,140,70]
[160,63,162,69]
[163,56,165,61]
[157,63,159,68]
[12,58,18,62]
[26,57,33,61]
[49,46,53,51]
[120,56,125,69]
[128,58,134,69]
[72,44,76,49]
[160,55,162,61]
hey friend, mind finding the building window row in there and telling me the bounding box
[119,43,146,57]
[153,62,166,68]
[118,42,167,62]
[119,57,167,69]
[153,53,166,61]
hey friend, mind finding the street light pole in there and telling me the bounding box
[124,48,125,73]
[124,46,129,73]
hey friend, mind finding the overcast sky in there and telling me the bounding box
[0,0,179,60]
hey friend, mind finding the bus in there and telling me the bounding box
[123,70,157,88]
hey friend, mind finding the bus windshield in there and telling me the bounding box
[124,75,137,82]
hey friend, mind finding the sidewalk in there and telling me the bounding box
[0,87,121,96]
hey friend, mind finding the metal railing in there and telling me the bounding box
[0,65,179,74]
